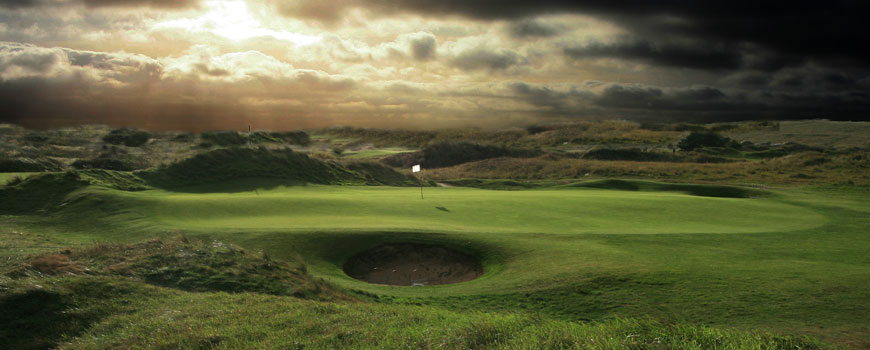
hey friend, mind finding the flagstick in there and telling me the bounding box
[412,164,423,200]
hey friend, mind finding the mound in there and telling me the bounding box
[142,147,366,189]
[344,162,423,186]
[569,179,770,198]
[344,243,483,286]
[9,237,349,301]
[0,157,64,172]
[0,172,89,214]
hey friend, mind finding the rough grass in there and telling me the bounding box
[344,161,423,186]
[0,171,88,214]
[61,290,838,350]
[0,172,36,186]
[424,151,870,185]
[7,237,348,301]
[79,169,149,191]
[0,274,841,350]
[0,157,64,172]
[727,120,870,149]
[140,147,367,190]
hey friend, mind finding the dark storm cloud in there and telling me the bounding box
[0,0,198,8]
[511,82,568,106]
[278,1,869,71]
[409,34,436,61]
[502,80,870,122]
[564,41,743,70]
[0,0,40,8]
[449,48,523,71]
[80,0,198,8]
[507,19,562,38]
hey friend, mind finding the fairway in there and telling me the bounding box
[130,186,824,235]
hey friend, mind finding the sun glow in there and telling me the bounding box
[153,1,319,45]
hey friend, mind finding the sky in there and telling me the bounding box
[1,0,869,131]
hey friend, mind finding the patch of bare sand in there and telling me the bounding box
[343,243,483,286]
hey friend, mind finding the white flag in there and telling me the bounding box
[412,164,421,173]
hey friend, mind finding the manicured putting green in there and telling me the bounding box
[127,186,823,235]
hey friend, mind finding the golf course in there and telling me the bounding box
[2,122,869,349]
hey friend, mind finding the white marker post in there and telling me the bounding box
[412,164,422,199]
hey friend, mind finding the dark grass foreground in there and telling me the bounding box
[0,237,844,350]
[0,279,839,349]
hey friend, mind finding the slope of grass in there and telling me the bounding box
[66,290,836,350]
[8,237,347,301]
[0,172,88,214]
[342,147,416,159]
[0,274,840,350]
[140,147,367,190]
[0,172,37,186]
[344,161,422,186]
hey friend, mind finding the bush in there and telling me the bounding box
[102,128,152,147]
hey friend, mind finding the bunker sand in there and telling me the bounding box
[344,243,483,286]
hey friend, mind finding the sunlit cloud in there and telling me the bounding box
[153,1,319,45]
